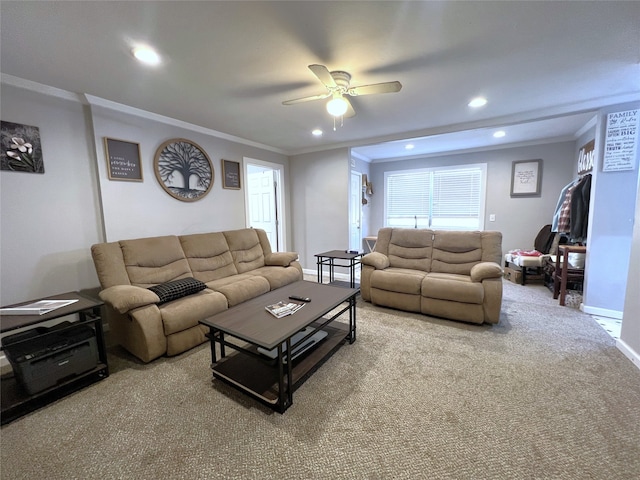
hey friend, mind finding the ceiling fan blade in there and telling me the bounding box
[308,64,337,89]
[282,92,331,105]
[348,81,402,96]
[344,96,356,118]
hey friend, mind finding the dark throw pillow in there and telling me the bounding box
[147,277,207,304]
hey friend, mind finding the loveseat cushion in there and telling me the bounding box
[470,262,503,282]
[370,268,428,295]
[422,273,484,304]
[361,252,390,270]
[148,277,207,304]
[431,231,483,275]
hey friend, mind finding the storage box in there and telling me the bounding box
[503,266,522,284]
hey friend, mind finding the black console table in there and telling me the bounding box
[0,291,109,425]
[315,250,362,289]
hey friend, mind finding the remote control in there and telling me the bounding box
[289,295,311,302]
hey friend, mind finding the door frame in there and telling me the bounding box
[243,157,286,251]
[349,171,363,252]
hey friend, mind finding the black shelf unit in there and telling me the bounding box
[1,292,109,425]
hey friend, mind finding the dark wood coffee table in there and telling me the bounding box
[200,280,357,413]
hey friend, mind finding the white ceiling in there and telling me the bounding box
[1,1,639,161]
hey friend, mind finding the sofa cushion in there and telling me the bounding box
[422,273,484,304]
[246,265,302,290]
[264,252,298,267]
[159,290,228,336]
[148,277,207,304]
[206,275,270,307]
[370,268,428,295]
[180,232,239,282]
[121,236,192,286]
[99,285,160,313]
[224,229,266,273]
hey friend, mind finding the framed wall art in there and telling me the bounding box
[104,137,143,181]
[221,159,241,189]
[510,159,542,197]
[154,138,213,202]
[1,121,44,173]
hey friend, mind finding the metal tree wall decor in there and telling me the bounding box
[154,138,213,201]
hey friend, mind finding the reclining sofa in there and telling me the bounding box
[91,228,302,363]
[360,228,503,324]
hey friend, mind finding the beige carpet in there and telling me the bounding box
[1,280,639,479]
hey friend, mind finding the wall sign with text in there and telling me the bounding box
[104,137,143,181]
[603,109,638,172]
[222,159,241,189]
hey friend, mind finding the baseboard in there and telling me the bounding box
[302,268,357,282]
[616,338,640,371]
[581,305,623,320]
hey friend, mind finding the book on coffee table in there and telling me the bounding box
[265,301,305,318]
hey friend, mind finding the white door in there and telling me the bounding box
[246,164,280,250]
[349,171,362,251]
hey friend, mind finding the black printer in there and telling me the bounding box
[2,321,99,395]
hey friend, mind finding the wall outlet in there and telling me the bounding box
[489,214,496,222]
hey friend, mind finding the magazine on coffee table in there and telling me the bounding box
[0,299,79,316]
[265,301,305,318]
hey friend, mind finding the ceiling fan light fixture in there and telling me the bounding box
[326,96,349,117]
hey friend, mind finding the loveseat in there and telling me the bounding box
[91,228,302,363]
[360,228,503,324]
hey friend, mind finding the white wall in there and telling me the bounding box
[88,102,289,242]
[0,84,103,305]
[0,82,289,306]
[620,166,640,367]
[367,141,577,254]
[583,102,640,316]
[290,148,350,270]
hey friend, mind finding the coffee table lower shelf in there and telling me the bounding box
[211,322,348,406]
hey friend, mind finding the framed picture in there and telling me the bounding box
[510,159,542,197]
[154,138,213,202]
[104,137,143,181]
[1,121,44,173]
[221,159,241,189]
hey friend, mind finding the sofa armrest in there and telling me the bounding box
[99,285,160,314]
[264,252,298,267]
[470,262,503,282]
[361,252,390,270]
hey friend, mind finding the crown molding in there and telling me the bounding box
[1,73,287,156]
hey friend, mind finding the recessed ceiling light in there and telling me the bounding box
[493,130,506,138]
[468,97,487,108]
[132,45,161,66]
[405,143,415,150]
[312,129,323,137]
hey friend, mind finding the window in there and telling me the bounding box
[384,164,487,230]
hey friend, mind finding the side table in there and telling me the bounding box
[315,250,362,289]
[553,245,587,306]
[0,291,109,424]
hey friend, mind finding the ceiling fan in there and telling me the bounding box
[282,64,402,119]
